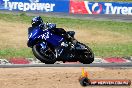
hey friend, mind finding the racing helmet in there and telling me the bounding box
[31,16,43,27]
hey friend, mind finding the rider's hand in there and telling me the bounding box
[39,24,45,29]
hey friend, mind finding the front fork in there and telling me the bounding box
[39,42,47,50]
[39,42,57,58]
[38,42,49,54]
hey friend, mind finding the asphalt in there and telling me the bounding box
[0,63,132,68]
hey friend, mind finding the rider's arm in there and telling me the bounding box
[46,23,67,36]
[28,27,33,34]
[46,23,56,29]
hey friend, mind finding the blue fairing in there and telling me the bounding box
[45,32,63,46]
[28,27,64,47]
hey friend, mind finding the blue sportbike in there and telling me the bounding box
[27,24,94,64]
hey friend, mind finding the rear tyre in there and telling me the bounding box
[32,45,56,64]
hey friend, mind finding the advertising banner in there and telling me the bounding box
[70,1,132,15]
[0,0,132,15]
[0,0,69,12]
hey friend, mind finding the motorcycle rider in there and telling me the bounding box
[28,16,75,47]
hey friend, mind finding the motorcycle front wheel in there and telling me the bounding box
[32,45,56,64]
[78,43,94,64]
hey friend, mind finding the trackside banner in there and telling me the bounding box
[70,1,132,15]
[0,0,69,12]
[0,0,132,15]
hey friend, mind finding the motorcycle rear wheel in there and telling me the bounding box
[32,45,56,64]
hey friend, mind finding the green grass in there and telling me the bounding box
[90,43,132,57]
[0,13,132,58]
[0,13,132,30]
[0,43,131,59]
[0,48,33,59]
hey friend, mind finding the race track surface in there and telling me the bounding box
[0,63,132,68]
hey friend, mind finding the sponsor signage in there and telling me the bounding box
[70,1,132,15]
[79,68,131,86]
[0,0,132,15]
[0,0,69,12]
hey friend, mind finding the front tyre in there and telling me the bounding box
[32,45,56,64]
[79,43,94,64]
